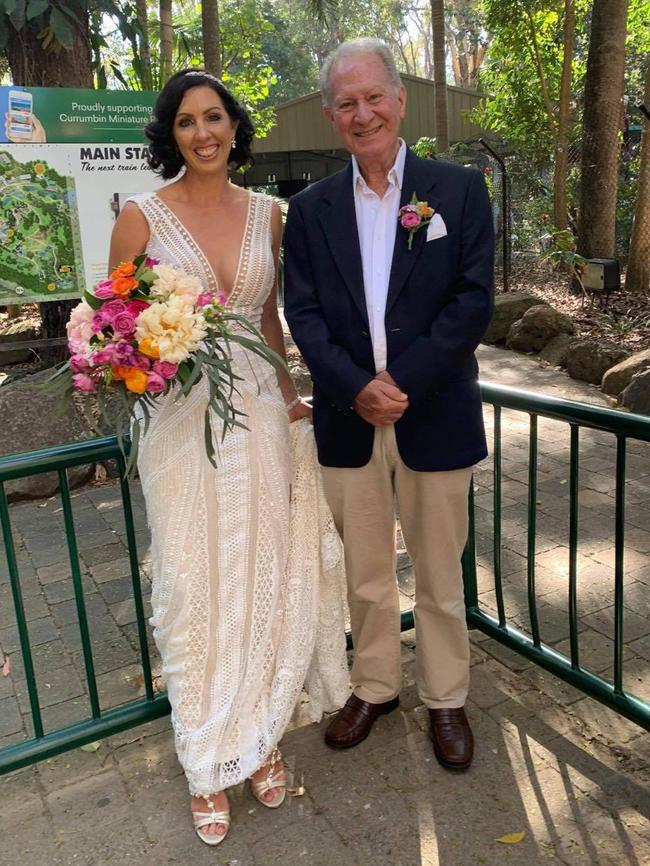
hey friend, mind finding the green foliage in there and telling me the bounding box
[541,225,588,292]
[626,0,650,105]
[412,136,437,158]
[472,0,589,162]
[0,0,83,51]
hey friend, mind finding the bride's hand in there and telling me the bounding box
[288,398,312,423]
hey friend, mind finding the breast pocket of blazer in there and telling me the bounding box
[423,231,455,266]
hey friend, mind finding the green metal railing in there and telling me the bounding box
[0,438,169,775]
[1,383,649,776]
[462,383,650,731]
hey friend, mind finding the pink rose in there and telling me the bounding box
[113,341,135,362]
[197,291,213,308]
[153,360,178,380]
[92,342,135,366]
[145,371,167,394]
[94,280,115,299]
[91,348,113,366]
[400,211,421,229]
[126,299,149,318]
[70,354,90,373]
[216,291,227,307]
[72,373,96,393]
[112,311,137,337]
[145,256,160,268]
[102,300,127,318]
[93,299,129,333]
[91,308,112,333]
[126,353,151,371]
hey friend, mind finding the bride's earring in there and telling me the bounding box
[231,138,237,150]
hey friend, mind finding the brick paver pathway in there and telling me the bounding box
[1,344,649,864]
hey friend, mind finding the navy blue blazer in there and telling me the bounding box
[283,148,495,471]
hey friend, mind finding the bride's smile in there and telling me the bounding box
[173,85,238,174]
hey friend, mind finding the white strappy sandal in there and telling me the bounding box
[191,794,230,846]
[249,749,287,809]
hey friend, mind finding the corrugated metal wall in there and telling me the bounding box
[254,76,487,154]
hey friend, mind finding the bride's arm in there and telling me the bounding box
[260,201,311,423]
[108,202,150,273]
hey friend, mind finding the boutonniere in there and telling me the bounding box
[398,193,435,250]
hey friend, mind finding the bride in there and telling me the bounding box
[108,69,349,846]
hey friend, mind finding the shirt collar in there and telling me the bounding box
[352,139,406,196]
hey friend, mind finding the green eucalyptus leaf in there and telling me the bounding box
[83,289,103,310]
[26,0,48,20]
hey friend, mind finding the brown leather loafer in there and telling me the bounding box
[325,694,399,749]
[429,707,474,770]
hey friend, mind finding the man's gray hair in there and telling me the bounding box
[320,38,402,107]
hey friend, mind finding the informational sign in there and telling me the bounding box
[0,87,157,145]
[0,87,162,306]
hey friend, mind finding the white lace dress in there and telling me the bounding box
[128,191,349,797]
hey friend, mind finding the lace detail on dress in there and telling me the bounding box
[132,191,349,796]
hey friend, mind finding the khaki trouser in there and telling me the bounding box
[321,425,472,709]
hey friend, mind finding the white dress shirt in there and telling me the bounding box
[352,139,406,373]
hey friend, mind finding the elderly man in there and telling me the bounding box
[284,38,494,770]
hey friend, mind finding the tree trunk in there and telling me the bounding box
[578,0,630,258]
[5,0,92,87]
[201,0,222,77]
[553,0,575,232]
[135,0,153,90]
[5,0,93,362]
[626,62,650,292]
[446,25,462,87]
[430,0,449,152]
[159,0,174,84]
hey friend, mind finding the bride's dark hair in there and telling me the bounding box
[146,69,255,179]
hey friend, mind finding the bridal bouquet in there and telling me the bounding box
[51,255,282,473]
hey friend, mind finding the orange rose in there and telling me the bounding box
[123,368,148,394]
[138,337,160,359]
[111,261,137,279]
[418,205,434,218]
[112,276,138,298]
[111,365,131,381]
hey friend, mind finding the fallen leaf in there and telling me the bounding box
[496,832,526,844]
[80,741,102,753]
[132,673,144,690]
[94,463,108,483]
[1,655,10,677]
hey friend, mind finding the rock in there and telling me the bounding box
[601,348,650,396]
[539,334,574,367]
[483,292,548,344]
[0,369,93,501]
[0,320,40,365]
[620,368,650,415]
[506,305,575,353]
[566,340,631,385]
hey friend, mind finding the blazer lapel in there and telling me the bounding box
[386,151,438,315]
[317,165,368,327]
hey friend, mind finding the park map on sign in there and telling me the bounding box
[0,150,84,303]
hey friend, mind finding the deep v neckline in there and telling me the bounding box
[153,191,253,306]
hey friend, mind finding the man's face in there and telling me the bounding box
[323,52,406,165]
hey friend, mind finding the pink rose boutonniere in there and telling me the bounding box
[398,193,435,250]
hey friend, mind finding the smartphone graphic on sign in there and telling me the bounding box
[8,90,33,139]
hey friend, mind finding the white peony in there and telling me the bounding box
[150,264,204,307]
[135,295,207,363]
[66,300,95,356]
